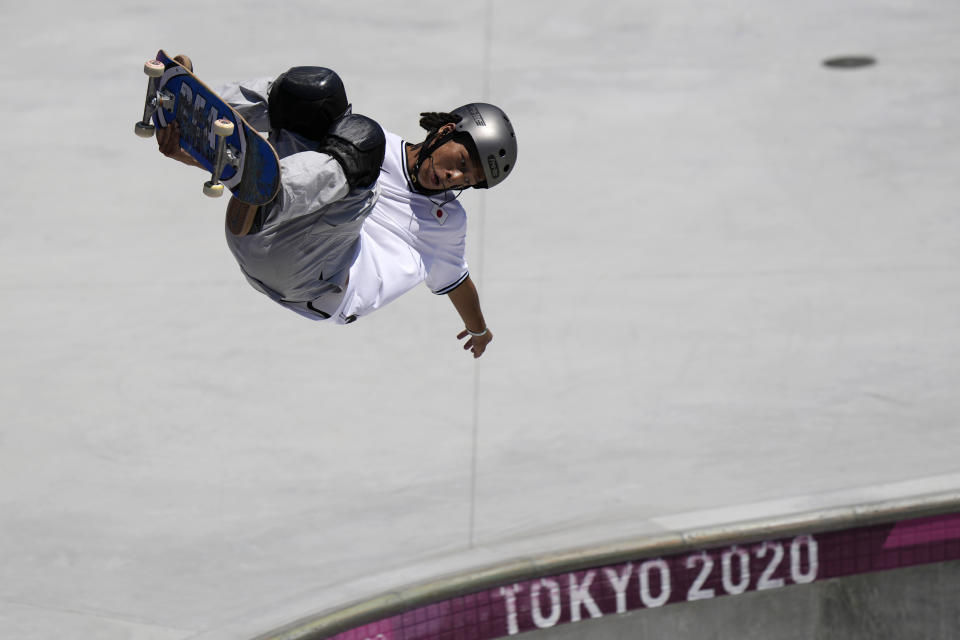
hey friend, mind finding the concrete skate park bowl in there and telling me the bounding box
[253,491,960,640]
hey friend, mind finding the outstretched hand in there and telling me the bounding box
[457,328,493,359]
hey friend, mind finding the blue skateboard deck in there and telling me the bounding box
[140,50,280,206]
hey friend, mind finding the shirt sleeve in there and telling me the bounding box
[218,77,274,133]
[431,270,470,295]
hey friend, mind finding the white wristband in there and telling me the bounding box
[467,327,488,337]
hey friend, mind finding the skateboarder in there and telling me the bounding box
[156,58,517,358]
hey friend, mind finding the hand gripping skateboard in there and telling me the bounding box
[135,50,280,206]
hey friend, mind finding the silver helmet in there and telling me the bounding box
[450,103,517,189]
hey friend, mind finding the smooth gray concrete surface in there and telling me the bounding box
[1,1,959,639]
[520,560,960,640]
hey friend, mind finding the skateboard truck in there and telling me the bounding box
[134,60,166,138]
[203,119,236,198]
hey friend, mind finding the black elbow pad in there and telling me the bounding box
[319,114,386,190]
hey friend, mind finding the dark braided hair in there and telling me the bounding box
[418,112,462,133]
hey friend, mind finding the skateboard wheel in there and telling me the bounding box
[134,121,156,138]
[213,119,235,137]
[144,60,165,78]
[203,181,225,198]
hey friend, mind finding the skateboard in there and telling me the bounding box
[135,50,280,206]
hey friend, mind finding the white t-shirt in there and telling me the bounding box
[333,131,469,323]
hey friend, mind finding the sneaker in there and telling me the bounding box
[226,198,262,237]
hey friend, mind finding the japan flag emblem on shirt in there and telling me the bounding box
[432,203,448,225]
